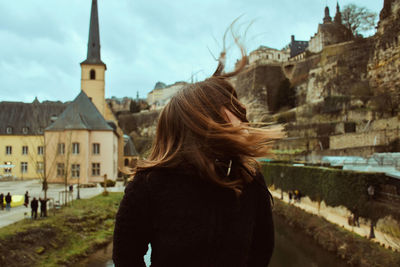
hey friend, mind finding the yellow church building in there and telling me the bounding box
[0,0,133,183]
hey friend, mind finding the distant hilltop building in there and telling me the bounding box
[249,46,290,65]
[0,0,137,182]
[147,81,187,110]
[287,35,309,58]
[308,3,353,53]
[248,3,353,64]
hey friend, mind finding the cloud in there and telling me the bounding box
[0,0,384,102]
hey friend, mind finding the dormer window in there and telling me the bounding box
[90,69,96,80]
[50,115,58,123]
[6,127,12,134]
[22,127,28,134]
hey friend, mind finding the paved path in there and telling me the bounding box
[0,180,125,228]
[270,188,400,251]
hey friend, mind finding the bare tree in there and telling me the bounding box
[342,4,377,36]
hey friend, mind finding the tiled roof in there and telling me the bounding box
[0,99,67,135]
[46,91,113,131]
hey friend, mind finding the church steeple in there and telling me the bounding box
[334,2,342,24]
[81,0,105,66]
[323,6,332,24]
[80,0,107,117]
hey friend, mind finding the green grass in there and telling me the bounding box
[0,192,123,267]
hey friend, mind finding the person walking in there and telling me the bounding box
[289,191,293,204]
[0,193,4,210]
[113,49,282,266]
[5,192,12,211]
[39,198,48,217]
[24,191,29,208]
[31,197,38,219]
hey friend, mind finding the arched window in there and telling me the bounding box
[90,69,96,80]
[124,159,129,166]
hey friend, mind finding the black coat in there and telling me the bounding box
[113,167,274,267]
[5,194,11,204]
[31,199,38,210]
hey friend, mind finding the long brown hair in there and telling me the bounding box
[136,56,281,194]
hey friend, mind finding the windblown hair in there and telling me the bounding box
[136,56,281,194]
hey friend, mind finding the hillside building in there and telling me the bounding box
[147,81,187,110]
[308,4,353,53]
[248,46,290,65]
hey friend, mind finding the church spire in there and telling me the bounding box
[334,2,342,24]
[323,6,332,23]
[81,0,105,65]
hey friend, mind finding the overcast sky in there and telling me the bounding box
[0,0,384,103]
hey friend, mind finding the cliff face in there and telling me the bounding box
[368,0,400,115]
[269,0,400,160]
[230,64,289,122]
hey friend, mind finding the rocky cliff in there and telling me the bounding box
[268,0,400,160]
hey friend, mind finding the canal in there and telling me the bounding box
[81,214,348,267]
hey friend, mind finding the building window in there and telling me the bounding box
[36,162,44,174]
[22,127,28,134]
[90,69,96,80]
[57,163,65,177]
[124,158,129,166]
[5,146,12,155]
[57,143,65,155]
[92,163,100,176]
[72,143,80,155]
[3,162,12,173]
[37,146,44,155]
[278,54,281,59]
[21,162,28,173]
[93,143,100,155]
[71,164,80,178]
[22,146,28,155]
[6,127,12,134]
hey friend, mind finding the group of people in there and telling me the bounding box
[24,191,48,219]
[0,192,13,211]
[0,191,48,220]
[288,189,302,203]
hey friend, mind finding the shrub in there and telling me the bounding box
[99,179,116,187]
[261,163,399,222]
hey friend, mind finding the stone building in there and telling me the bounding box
[44,0,128,184]
[248,46,290,65]
[286,35,309,58]
[147,81,187,110]
[308,4,353,53]
[0,100,66,179]
[45,92,119,184]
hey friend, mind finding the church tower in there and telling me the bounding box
[334,2,342,24]
[323,6,332,24]
[80,0,106,116]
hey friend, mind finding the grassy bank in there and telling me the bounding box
[273,198,400,266]
[0,192,123,267]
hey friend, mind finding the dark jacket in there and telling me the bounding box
[31,199,38,210]
[39,199,47,210]
[5,194,11,204]
[113,167,274,267]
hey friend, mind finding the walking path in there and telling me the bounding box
[270,188,400,251]
[0,179,125,228]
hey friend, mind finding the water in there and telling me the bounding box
[84,214,347,267]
